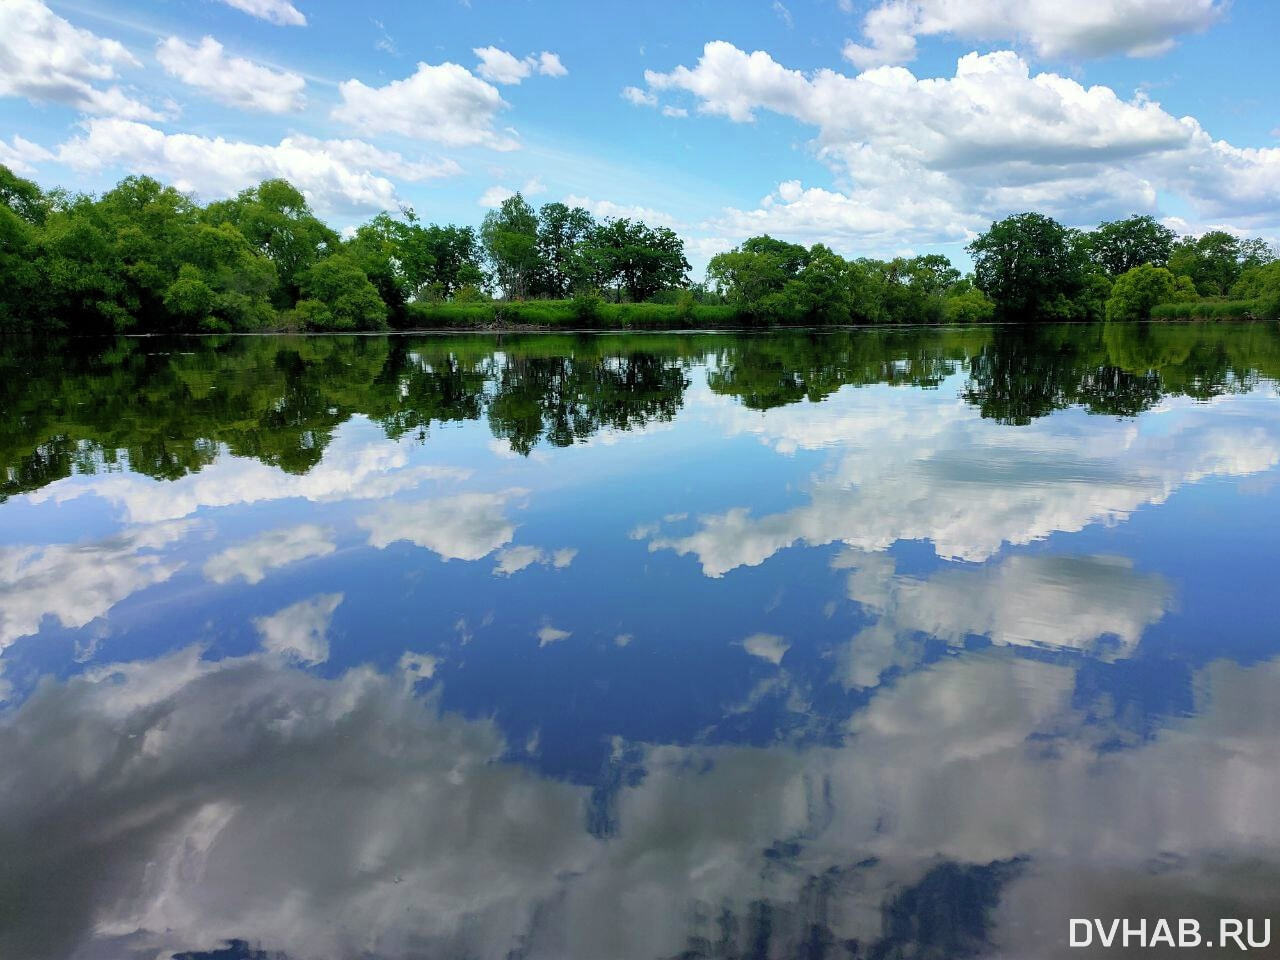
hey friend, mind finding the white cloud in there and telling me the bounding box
[648,382,1280,576]
[57,119,459,214]
[479,184,515,207]
[156,36,306,113]
[841,552,1171,688]
[563,194,683,229]
[26,424,469,523]
[6,640,1280,958]
[640,43,1280,247]
[537,52,568,78]
[661,105,688,118]
[214,0,306,27]
[333,62,519,150]
[622,85,658,107]
[359,491,525,561]
[843,0,1226,69]
[0,0,160,120]
[0,521,192,650]
[473,47,568,85]
[0,136,54,176]
[202,525,336,585]
[493,545,577,576]
[536,625,571,647]
[742,632,790,665]
[254,593,343,664]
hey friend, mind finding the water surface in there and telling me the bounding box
[3,323,1280,959]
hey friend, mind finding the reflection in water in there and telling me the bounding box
[2,323,1280,959]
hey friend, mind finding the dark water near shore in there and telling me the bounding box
[3,323,1280,959]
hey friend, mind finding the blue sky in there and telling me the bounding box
[2,0,1278,272]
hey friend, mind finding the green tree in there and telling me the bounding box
[534,202,596,297]
[707,236,811,314]
[164,223,278,330]
[1169,231,1275,297]
[1087,215,1176,277]
[481,192,540,299]
[1105,264,1195,322]
[295,253,388,330]
[586,218,689,302]
[968,213,1097,321]
[204,179,338,302]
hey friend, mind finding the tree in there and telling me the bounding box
[204,179,338,302]
[534,202,596,297]
[295,254,388,330]
[587,218,689,302]
[1087,215,1176,277]
[1105,264,1196,322]
[1169,231,1275,297]
[481,193,539,299]
[968,213,1096,321]
[707,236,810,313]
[164,222,278,330]
[395,211,487,301]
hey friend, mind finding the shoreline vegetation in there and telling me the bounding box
[2,165,1278,335]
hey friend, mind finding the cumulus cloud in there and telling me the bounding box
[254,592,343,663]
[0,136,54,176]
[333,62,519,150]
[493,545,577,576]
[648,382,1280,576]
[5,643,1280,958]
[839,552,1171,687]
[202,524,336,585]
[474,46,567,85]
[742,632,790,665]
[536,625,571,647]
[214,0,306,27]
[0,0,161,120]
[56,119,459,214]
[638,43,1280,247]
[0,521,192,650]
[843,0,1226,68]
[26,425,469,523]
[563,194,684,229]
[358,491,525,561]
[156,36,306,113]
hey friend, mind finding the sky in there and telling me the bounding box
[1,0,1279,273]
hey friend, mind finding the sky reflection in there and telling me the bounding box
[2,325,1279,958]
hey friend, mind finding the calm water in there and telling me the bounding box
[3,323,1280,959]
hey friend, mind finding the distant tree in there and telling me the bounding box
[396,212,486,301]
[1087,215,1176,277]
[204,180,338,302]
[1105,264,1196,322]
[943,281,996,323]
[164,223,278,330]
[707,235,811,311]
[534,202,596,297]
[294,253,387,330]
[587,218,689,302]
[481,193,540,299]
[968,213,1097,321]
[1169,231,1275,297]
[1231,261,1280,319]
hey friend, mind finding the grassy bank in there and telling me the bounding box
[1149,300,1269,320]
[404,299,748,329]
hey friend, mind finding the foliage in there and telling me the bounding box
[1104,264,1196,322]
[1087,215,1176,277]
[2,163,1278,333]
[1168,231,1275,297]
[968,212,1102,322]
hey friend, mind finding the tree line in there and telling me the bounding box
[1,163,1277,334]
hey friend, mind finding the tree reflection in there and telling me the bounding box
[4,323,1280,500]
